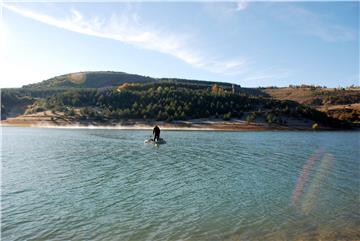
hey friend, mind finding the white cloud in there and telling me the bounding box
[2,3,248,75]
[241,67,290,84]
[283,5,357,42]
[235,1,248,11]
[0,17,10,52]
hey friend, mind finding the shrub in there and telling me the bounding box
[312,123,319,130]
[246,114,255,124]
[223,112,231,120]
[266,113,274,124]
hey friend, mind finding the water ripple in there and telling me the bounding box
[2,128,359,240]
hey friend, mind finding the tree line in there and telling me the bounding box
[22,83,346,127]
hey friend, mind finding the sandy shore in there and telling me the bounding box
[0,119,276,131]
[0,112,331,131]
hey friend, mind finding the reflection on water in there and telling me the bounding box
[2,127,360,241]
[301,153,335,215]
[292,149,323,208]
[292,149,336,215]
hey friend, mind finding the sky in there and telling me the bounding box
[0,1,359,88]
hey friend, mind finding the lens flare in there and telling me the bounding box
[292,149,323,207]
[291,149,335,215]
[0,4,10,52]
[301,153,334,215]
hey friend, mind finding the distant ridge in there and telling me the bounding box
[23,71,157,89]
[2,71,358,127]
[22,71,238,89]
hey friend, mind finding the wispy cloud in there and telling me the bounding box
[241,66,290,84]
[279,4,357,42]
[2,3,247,75]
[234,1,249,12]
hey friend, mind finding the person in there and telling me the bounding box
[153,125,160,141]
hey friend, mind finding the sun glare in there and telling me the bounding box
[0,21,9,51]
[0,4,9,52]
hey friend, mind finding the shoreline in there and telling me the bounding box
[0,121,276,131]
[1,111,356,131]
[0,118,351,131]
[1,124,276,131]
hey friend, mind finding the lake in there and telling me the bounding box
[1,127,359,240]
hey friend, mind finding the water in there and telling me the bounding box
[1,127,359,241]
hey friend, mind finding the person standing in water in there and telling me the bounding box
[153,125,160,141]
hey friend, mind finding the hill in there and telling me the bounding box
[1,71,359,129]
[22,71,245,90]
[23,71,157,89]
[264,86,360,124]
[264,85,360,106]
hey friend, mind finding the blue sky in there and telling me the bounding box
[0,1,358,88]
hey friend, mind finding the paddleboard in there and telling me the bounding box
[144,138,166,145]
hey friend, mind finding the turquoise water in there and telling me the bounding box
[1,127,359,241]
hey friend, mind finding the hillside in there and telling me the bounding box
[1,71,359,129]
[264,86,360,106]
[264,86,360,124]
[23,71,157,89]
[22,71,244,90]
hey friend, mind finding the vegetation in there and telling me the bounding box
[1,90,35,119]
[1,71,358,129]
[312,123,319,130]
[265,86,360,106]
[11,82,345,128]
[23,71,156,89]
[27,84,251,121]
[264,85,360,125]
